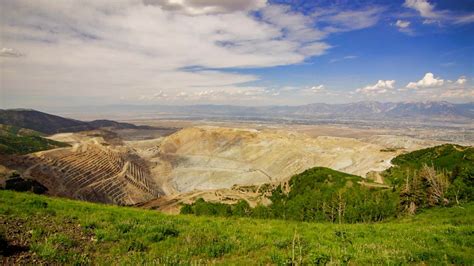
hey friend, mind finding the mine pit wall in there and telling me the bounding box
[17,144,163,205]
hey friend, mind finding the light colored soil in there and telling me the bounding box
[126,126,439,195]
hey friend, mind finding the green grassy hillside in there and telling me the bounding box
[1,190,473,264]
[0,124,69,155]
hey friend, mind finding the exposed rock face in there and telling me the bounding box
[127,126,428,194]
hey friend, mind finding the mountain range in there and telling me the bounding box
[45,101,473,121]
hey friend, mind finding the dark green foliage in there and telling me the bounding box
[448,164,474,203]
[181,167,399,223]
[391,144,473,172]
[267,168,399,223]
[232,200,252,217]
[0,124,69,155]
[181,198,241,217]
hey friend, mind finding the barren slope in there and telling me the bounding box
[3,132,163,205]
[127,126,436,195]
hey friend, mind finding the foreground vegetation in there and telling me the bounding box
[1,190,473,264]
[0,124,69,155]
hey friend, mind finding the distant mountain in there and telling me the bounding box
[166,101,474,120]
[383,101,472,118]
[288,101,474,119]
[0,109,154,135]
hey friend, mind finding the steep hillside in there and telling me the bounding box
[1,190,473,264]
[391,144,473,171]
[0,124,69,155]
[383,144,474,185]
[0,109,153,135]
[0,109,92,134]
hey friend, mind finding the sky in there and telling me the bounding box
[0,0,473,108]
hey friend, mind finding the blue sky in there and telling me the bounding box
[0,0,473,107]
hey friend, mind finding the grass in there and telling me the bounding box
[1,190,473,264]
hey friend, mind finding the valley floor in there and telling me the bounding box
[1,190,473,265]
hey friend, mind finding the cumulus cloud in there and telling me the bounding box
[403,0,474,25]
[455,77,467,85]
[394,19,414,34]
[0,48,24,57]
[395,19,411,28]
[406,73,444,89]
[310,85,325,93]
[403,74,473,102]
[356,80,395,95]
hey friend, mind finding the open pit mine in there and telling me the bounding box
[1,125,439,212]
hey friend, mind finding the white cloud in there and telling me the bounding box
[310,85,325,93]
[356,80,395,95]
[0,0,386,107]
[0,47,24,57]
[406,73,444,89]
[455,14,474,24]
[395,19,410,28]
[138,87,272,103]
[402,74,473,102]
[153,90,168,99]
[433,88,474,99]
[394,19,413,34]
[403,0,474,25]
[404,0,439,19]
[455,77,467,85]
[143,0,267,15]
[321,7,384,32]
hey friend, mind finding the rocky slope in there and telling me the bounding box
[126,126,438,195]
